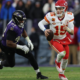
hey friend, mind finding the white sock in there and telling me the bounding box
[60,59,68,74]
[0,61,1,65]
[35,69,40,74]
[56,51,66,62]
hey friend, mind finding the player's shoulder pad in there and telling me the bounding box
[8,21,17,32]
[46,12,55,18]
[44,12,55,23]
[67,12,74,19]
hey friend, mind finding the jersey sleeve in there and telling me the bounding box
[6,23,17,41]
[6,30,17,41]
[44,13,51,24]
[68,12,74,30]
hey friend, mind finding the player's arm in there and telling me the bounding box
[38,12,53,37]
[67,13,74,35]
[22,29,34,50]
[6,30,29,54]
[63,21,74,35]
[63,20,74,35]
[38,19,51,37]
[67,21,74,35]
[6,30,17,48]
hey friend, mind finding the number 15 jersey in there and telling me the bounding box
[44,12,74,40]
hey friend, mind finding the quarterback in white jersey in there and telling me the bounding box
[38,0,74,80]
[44,11,74,40]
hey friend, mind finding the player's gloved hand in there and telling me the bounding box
[16,45,29,54]
[25,36,34,51]
[21,45,29,54]
[44,29,50,37]
[63,20,69,30]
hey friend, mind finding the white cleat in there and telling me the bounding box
[55,60,63,73]
[59,73,68,80]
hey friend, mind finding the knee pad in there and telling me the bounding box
[59,51,66,57]
[63,52,69,59]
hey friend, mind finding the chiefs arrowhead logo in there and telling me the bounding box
[52,18,55,21]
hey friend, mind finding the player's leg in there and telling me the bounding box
[16,48,48,79]
[0,44,15,68]
[0,51,6,69]
[1,52,15,67]
[59,45,69,80]
[18,41,40,71]
[49,41,66,73]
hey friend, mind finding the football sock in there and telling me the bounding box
[60,59,68,74]
[27,53,39,70]
[35,69,40,74]
[56,51,66,62]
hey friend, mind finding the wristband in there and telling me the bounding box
[25,36,30,42]
[67,27,71,33]
[44,29,46,32]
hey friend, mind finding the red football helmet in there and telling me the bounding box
[55,0,68,17]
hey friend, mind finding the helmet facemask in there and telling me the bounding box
[18,20,25,28]
[55,6,65,17]
[12,10,27,28]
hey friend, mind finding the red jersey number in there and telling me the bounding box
[54,26,66,36]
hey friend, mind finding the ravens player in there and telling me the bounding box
[0,10,48,79]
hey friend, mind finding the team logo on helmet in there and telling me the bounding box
[64,2,67,6]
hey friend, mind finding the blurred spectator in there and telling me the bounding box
[74,0,79,10]
[29,27,40,61]
[23,0,34,3]
[67,0,75,12]
[0,0,15,21]
[30,1,44,19]
[16,0,25,11]
[12,0,19,8]
[35,0,48,8]
[67,26,78,64]
[30,1,44,34]
[77,26,80,64]
[2,0,13,5]
[42,0,55,14]
[24,0,32,19]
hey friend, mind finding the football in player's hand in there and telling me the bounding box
[46,29,54,41]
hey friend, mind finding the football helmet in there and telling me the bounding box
[12,10,26,28]
[55,0,68,17]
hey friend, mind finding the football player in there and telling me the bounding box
[38,0,74,80]
[0,10,48,79]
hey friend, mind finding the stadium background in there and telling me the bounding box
[0,0,80,66]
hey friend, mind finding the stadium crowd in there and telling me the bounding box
[0,0,80,65]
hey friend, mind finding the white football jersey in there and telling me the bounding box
[44,12,74,39]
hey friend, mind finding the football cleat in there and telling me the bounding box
[59,73,68,80]
[0,52,5,69]
[55,60,62,73]
[37,72,48,79]
[0,61,3,69]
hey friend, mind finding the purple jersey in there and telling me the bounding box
[1,20,24,46]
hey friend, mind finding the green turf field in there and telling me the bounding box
[0,67,80,80]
